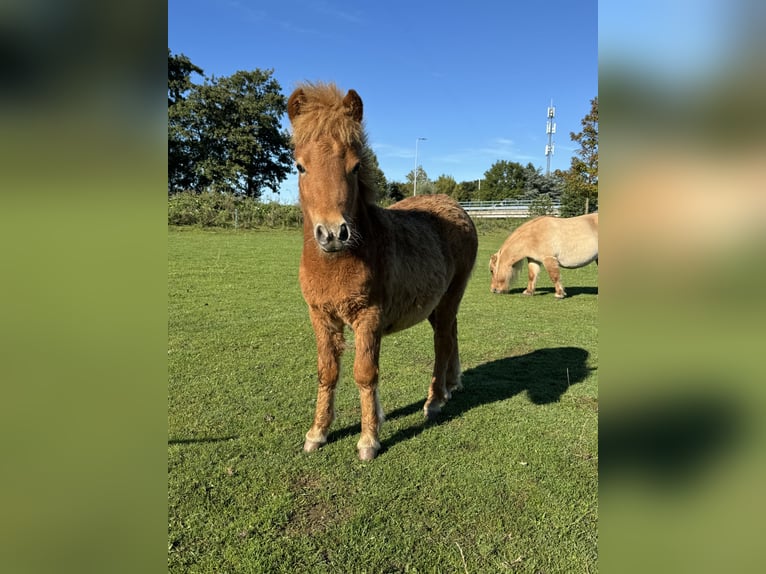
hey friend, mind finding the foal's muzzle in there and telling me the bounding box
[314,221,351,252]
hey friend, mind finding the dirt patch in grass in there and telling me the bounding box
[284,474,354,537]
[574,395,599,412]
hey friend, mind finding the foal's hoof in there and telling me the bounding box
[423,402,443,420]
[303,439,324,453]
[358,447,378,461]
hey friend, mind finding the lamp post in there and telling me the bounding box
[413,137,427,196]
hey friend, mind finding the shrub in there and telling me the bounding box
[529,194,556,217]
[168,191,302,229]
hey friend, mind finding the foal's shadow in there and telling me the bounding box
[327,346,593,455]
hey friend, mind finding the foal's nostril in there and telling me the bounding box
[314,222,350,249]
[314,224,327,245]
[314,222,352,251]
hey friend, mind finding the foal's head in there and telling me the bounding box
[288,82,374,253]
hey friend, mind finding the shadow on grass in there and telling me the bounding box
[600,390,744,488]
[327,346,593,455]
[505,286,598,297]
[168,435,238,445]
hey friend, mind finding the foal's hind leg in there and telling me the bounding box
[304,310,344,452]
[424,297,464,419]
[524,259,541,296]
[543,256,567,298]
[445,319,463,395]
[424,312,454,419]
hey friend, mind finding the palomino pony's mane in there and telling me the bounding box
[290,82,378,204]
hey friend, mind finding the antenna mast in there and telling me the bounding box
[545,99,556,176]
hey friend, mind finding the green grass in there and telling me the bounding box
[169,224,598,573]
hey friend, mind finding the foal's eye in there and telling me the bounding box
[351,162,361,174]
[296,163,306,174]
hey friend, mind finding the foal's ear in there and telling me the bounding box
[343,89,363,122]
[287,88,306,122]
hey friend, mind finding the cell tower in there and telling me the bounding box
[545,100,556,175]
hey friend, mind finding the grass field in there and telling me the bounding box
[168,223,598,573]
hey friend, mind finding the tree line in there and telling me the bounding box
[169,50,597,216]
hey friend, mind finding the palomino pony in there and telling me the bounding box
[489,213,598,297]
[288,82,477,461]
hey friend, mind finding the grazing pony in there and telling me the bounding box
[288,82,478,461]
[489,213,598,297]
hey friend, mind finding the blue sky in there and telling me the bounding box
[599,0,733,84]
[169,0,597,203]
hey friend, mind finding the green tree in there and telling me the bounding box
[529,194,556,217]
[168,51,204,193]
[188,70,292,197]
[518,163,554,197]
[363,147,388,202]
[457,180,479,202]
[167,56,293,199]
[561,97,598,216]
[482,160,527,201]
[383,181,407,203]
[406,166,432,195]
[432,174,460,198]
[168,50,203,106]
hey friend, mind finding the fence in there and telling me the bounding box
[459,199,561,219]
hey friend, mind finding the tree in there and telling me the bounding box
[383,181,407,203]
[187,70,292,197]
[517,163,560,200]
[168,50,202,106]
[482,160,527,201]
[561,97,598,216]
[529,194,556,217]
[167,53,293,199]
[406,166,432,195]
[457,180,479,202]
[168,51,204,194]
[432,174,460,198]
[363,147,388,202]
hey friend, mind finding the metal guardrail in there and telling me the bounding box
[459,200,561,218]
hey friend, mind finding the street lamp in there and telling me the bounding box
[413,137,427,196]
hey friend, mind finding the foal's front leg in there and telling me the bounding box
[304,310,344,452]
[353,320,383,461]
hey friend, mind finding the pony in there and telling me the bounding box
[489,213,598,297]
[287,82,478,460]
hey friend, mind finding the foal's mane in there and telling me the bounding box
[290,82,378,204]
